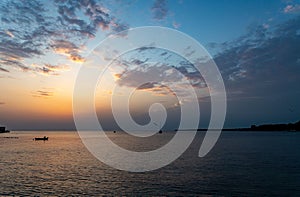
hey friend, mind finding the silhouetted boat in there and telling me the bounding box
[0,126,10,133]
[159,130,162,134]
[34,136,48,141]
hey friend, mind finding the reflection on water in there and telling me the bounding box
[0,131,299,196]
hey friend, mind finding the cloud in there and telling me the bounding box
[213,15,300,99]
[5,30,14,38]
[32,90,54,98]
[210,17,300,126]
[0,102,5,105]
[0,56,30,72]
[110,20,129,35]
[111,46,207,97]
[55,0,129,37]
[0,67,9,72]
[33,64,70,76]
[137,82,157,90]
[51,40,85,63]
[151,0,168,20]
[172,21,181,29]
[0,0,129,73]
[69,54,85,63]
[284,4,300,13]
[55,0,107,37]
[0,37,43,72]
[0,1,54,72]
[111,48,206,98]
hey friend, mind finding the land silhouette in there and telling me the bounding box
[196,120,300,132]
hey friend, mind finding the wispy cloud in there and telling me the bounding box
[284,4,300,13]
[33,64,70,76]
[0,102,5,105]
[31,90,54,98]
[172,21,181,29]
[151,0,168,21]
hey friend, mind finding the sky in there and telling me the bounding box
[0,0,300,130]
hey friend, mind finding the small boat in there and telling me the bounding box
[159,130,162,134]
[34,136,49,141]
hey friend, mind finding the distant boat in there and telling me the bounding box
[0,126,10,133]
[34,136,48,141]
[159,130,162,134]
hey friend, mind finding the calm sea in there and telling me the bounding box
[0,131,299,196]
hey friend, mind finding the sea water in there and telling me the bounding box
[0,131,299,196]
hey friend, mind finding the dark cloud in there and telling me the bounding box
[137,82,157,90]
[110,20,129,35]
[54,0,129,37]
[175,63,205,88]
[213,15,300,102]
[0,1,46,25]
[136,46,156,53]
[0,67,9,72]
[160,52,168,56]
[0,40,42,58]
[130,58,149,65]
[55,0,106,38]
[151,0,168,21]
[51,40,78,52]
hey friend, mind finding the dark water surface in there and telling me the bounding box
[0,131,299,196]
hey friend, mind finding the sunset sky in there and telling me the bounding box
[0,0,300,130]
